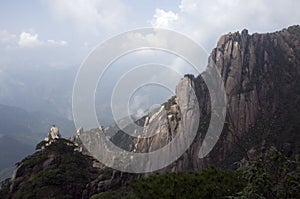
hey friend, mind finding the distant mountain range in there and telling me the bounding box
[0,66,77,120]
[0,104,76,181]
[0,135,33,180]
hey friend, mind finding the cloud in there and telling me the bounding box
[16,31,68,48]
[47,39,68,46]
[47,0,129,35]
[18,32,41,47]
[0,29,75,73]
[151,0,300,50]
[150,9,178,28]
[0,30,68,48]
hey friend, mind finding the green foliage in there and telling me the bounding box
[10,139,100,199]
[233,147,300,199]
[0,178,11,199]
[131,167,244,199]
[126,149,300,199]
[4,141,300,199]
[35,140,47,150]
[163,96,177,112]
[45,138,77,153]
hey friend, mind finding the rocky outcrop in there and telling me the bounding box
[206,25,300,165]
[111,25,300,170]
[82,169,138,199]
[7,138,101,199]
[78,26,300,197]
[44,125,60,142]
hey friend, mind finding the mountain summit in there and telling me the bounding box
[1,25,300,199]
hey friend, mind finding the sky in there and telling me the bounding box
[0,0,299,70]
[0,0,299,126]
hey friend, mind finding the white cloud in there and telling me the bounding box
[47,0,128,35]
[151,9,178,28]
[151,0,300,50]
[17,31,68,48]
[18,32,41,47]
[124,32,168,49]
[47,39,68,46]
[0,30,68,48]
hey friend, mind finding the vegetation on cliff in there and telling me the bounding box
[2,139,101,199]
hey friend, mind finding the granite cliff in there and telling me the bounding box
[80,25,300,197]
[91,25,300,171]
[2,26,300,199]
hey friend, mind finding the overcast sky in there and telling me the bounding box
[0,0,299,126]
[0,0,299,71]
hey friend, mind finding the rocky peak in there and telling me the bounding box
[44,125,60,141]
[39,125,61,149]
[210,26,300,133]
[202,25,300,164]
[132,25,300,170]
[81,26,300,175]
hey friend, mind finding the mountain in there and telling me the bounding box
[0,104,76,181]
[201,25,300,166]
[1,25,300,198]
[0,104,76,143]
[0,136,33,178]
[82,25,300,172]
[0,136,33,181]
[0,66,77,120]
[143,24,300,170]
[3,138,101,199]
[81,25,300,196]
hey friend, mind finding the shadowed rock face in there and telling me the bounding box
[206,26,300,166]
[117,25,300,171]
[78,26,300,197]
[213,27,299,135]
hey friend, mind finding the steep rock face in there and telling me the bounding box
[79,76,200,173]
[81,76,203,197]
[134,76,198,152]
[132,76,201,172]
[80,26,300,196]
[207,26,300,165]
[213,27,299,135]
[133,25,300,170]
